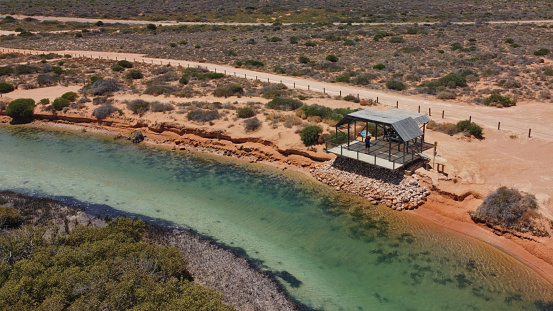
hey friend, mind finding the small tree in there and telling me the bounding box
[146,24,157,31]
[124,70,143,80]
[386,80,407,91]
[117,60,133,68]
[61,91,79,102]
[237,107,255,118]
[6,98,35,121]
[298,56,310,64]
[300,125,322,146]
[0,82,14,95]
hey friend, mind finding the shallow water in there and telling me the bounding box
[1,125,552,311]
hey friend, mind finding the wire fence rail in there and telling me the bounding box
[4,48,553,141]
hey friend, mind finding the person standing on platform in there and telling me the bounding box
[365,133,371,153]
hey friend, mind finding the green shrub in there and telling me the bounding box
[0,206,22,228]
[178,40,187,45]
[61,91,78,102]
[84,79,121,96]
[52,98,70,111]
[329,131,349,144]
[469,187,545,236]
[244,117,262,132]
[90,75,103,83]
[52,66,64,75]
[343,94,359,102]
[326,54,339,62]
[213,84,244,97]
[195,44,201,49]
[0,82,14,94]
[93,104,118,120]
[484,93,516,107]
[298,56,310,64]
[237,107,255,118]
[146,23,157,30]
[273,66,286,74]
[15,64,39,75]
[534,48,550,56]
[179,75,190,84]
[437,73,467,88]
[0,66,13,76]
[127,99,150,114]
[373,63,386,70]
[145,84,177,95]
[149,101,174,112]
[124,69,143,79]
[351,74,373,85]
[40,98,50,105]
[266,96,303,111]
[289,36,299,44]
[300,125,323,146]
[169,42,177,47]
[386,80,407,91]
[456,120,483,138]
[505,38,515,44]
[112,65,124,72]
[305,41,316,47]
[244,59,264,67]
[117,60,133,68]
[343,39,355,46]
[197,72,224,80]
[437,91,457,99]
[301,104,333,119]
[269,36,282,42]
[6,98,35,121]
[335,74,350,83]
[389,36,405,43]
[187,109,220,122]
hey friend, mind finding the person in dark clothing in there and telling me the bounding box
[365,134,371,153]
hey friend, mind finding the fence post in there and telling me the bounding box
[267,78,269,83]
[308,85,310,90]
[396,101,398,108]
[340,90,342,97]
[528,128,532,138]
[418,105,420,113]
[428,108,431,116]
[469,116,472,122]
[498,122,501,130]
[442,110,444,119]
[323,88,325,94]
[293,82,295,88]
[245,74,246,78]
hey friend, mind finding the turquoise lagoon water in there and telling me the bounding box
[0,125,552,311]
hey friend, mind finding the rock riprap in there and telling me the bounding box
[311,157,430,211]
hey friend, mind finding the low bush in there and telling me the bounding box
[437,91,457,99]
[0,82,14,94]
[373,63,386,70]
[335,74,350,83]
[112,65,124,72]
[52,98,70,111]
[149,72,179,84]
[534,48,550,56]
[386,80,407,91]
[90,75,103,83]
[389,36,405,43]
[260,84,287,99]
[6,98,35,121]
[269,36,282,42]
[61,91,78,102]
[0,66,13,76]
[37,74,56,86]
[117,60,133,68]
[300,125,323,146]
[83,79,121,96]
[483,93,516,107]
[426,121,458,136]
[273,66,286,74]
[470,187,547,236]
[150,101,174,112]
[197,72,224,80]
[127,99,150,114]
[244,60,264,67]
[237,107,255,118]
[179,75,190,84]
[266,96,303,111]
[244,117,262,132]
[437,72,467,88]
[187,109,220,122]
[456,120,483,138]
[15,64,39,75]
[146,23,157,30]
[351,74,374,85]
[125,69,143,80]
[213,84,244,97]
[325,54,339,62]
[144,84,177,95]
[298,56,310,64]
[92,104,118,120]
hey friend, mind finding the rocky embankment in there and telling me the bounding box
[311,158,430,211]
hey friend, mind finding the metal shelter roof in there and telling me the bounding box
[336,109,430,142]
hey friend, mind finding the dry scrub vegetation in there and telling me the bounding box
[2,18,553,104]
[0,0,552,23]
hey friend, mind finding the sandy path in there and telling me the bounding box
[3,46,552,142]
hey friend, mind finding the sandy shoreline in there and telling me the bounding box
[2,114,552,286]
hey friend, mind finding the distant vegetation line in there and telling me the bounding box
[1,0,553,23]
